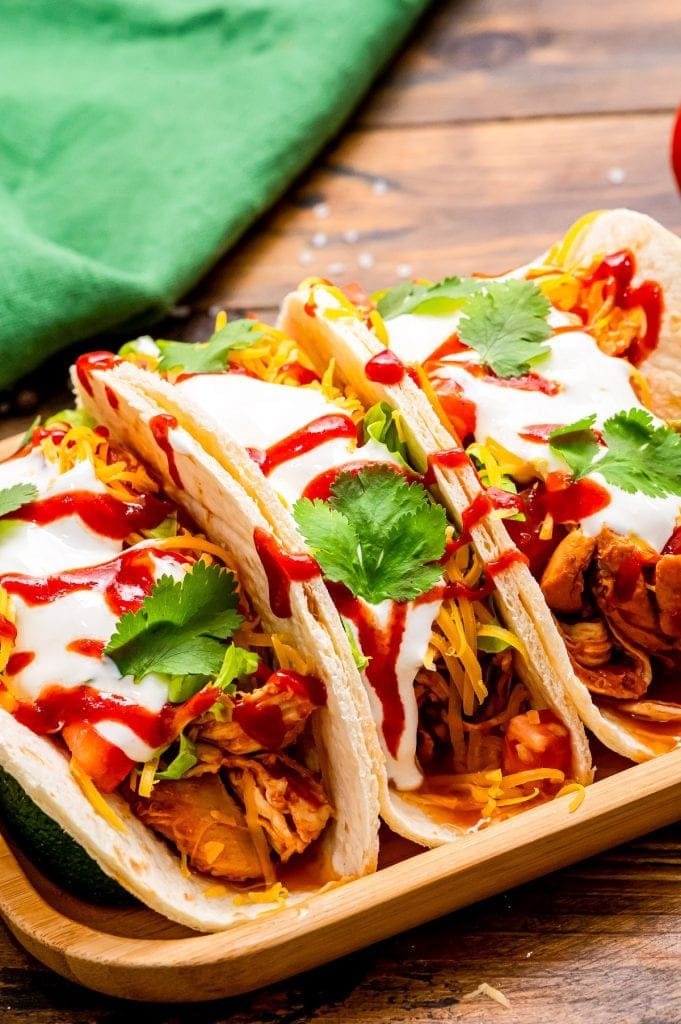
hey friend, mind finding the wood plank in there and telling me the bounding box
[191,112,681,310]
[2,750,681,1004]
[1,824,681,1020]
[363,0,681,126]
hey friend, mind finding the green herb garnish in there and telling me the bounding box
[549,409,681,498]
[457,279,552,378]
[0,484,38,518]
[105,561,243,682]
[293,466,447,604]
[376,276,485,320]
[155,320,263,374]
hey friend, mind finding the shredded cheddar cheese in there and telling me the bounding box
[241,769,277,887]
[233,881,289,906]
[138,756,160,799]
[69,758,127,833]
[0,586,16,676]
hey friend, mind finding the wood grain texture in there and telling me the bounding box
[2,751,681,1008]
[190,112,681,311]
[2,0,681,1017]
[362,0,681,126]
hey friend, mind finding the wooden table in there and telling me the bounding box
[3,1,681,1019]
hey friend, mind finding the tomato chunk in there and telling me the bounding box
[502,709,572,775]
[62,722,134,793]
[427,370,477,442]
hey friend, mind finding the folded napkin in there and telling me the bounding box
[0,0,428,388]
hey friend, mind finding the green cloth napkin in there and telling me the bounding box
[0,0,428,389]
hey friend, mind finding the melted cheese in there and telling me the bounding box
[0,449,121,575]
[386,309,681,551]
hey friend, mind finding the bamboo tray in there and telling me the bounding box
[1,749,681,1002]
[1,430,680,1001]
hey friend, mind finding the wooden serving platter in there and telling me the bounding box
[1,749,681,1003]
[1,429,681,1002]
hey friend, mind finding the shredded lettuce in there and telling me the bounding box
[362,402,410,468]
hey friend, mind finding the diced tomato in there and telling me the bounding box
[502,709,572,775]
[427,370,477,442]
[340,281,374,308]
[62,722,134,793]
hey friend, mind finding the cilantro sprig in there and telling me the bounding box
[293,466,447,604]
[457,279,552,378]
[155,319,264,374]
[0,483,38,518]
[376,276,485,320]
[104,561,244,682]
[549,409,681,498]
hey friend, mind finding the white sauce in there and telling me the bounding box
[4,549,186,762]
[0,449,122,575]
[386,306,681,551]
[167,427,195,456]
[346,593,443,790]
[176,373,400,505]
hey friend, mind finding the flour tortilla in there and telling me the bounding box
[280,208,681,763]
[1,382,381,930]
[77,349,590,849]
[555,209,681,423]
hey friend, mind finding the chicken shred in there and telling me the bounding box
[225,753,333,862]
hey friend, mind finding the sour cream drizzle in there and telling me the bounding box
[3,547,187,762]
[386,302,680,552]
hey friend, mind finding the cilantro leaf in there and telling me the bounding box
[105,561,243,682]
[155,733,198,781]
[457,279,552,378]
[376,276,486,320]
[156,319,263,373]
[548,416,600,480]
[0,484,38,518]
[293,465,447,604]
[550,409,681,498]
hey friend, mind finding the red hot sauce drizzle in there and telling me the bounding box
[327,582,408,758]
[66,639,106,659]
[253,528,320,619]
[1,546,161,617]
[581,250,663,366]
[232,669,327,750]
[75,352,122,398]
[422,448,470,488]
[364,349,406,386]
[149,414,184,490]
[10,489,169,539]
[248,414,358,477]
[12,684,216,755]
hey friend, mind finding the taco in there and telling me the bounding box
[73,316,592,850]
[280,208,681,763]
[0,410,379,931]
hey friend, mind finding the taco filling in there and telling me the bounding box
[0,418,332,890]
[296,223,681,758]
[97,319,589,834]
